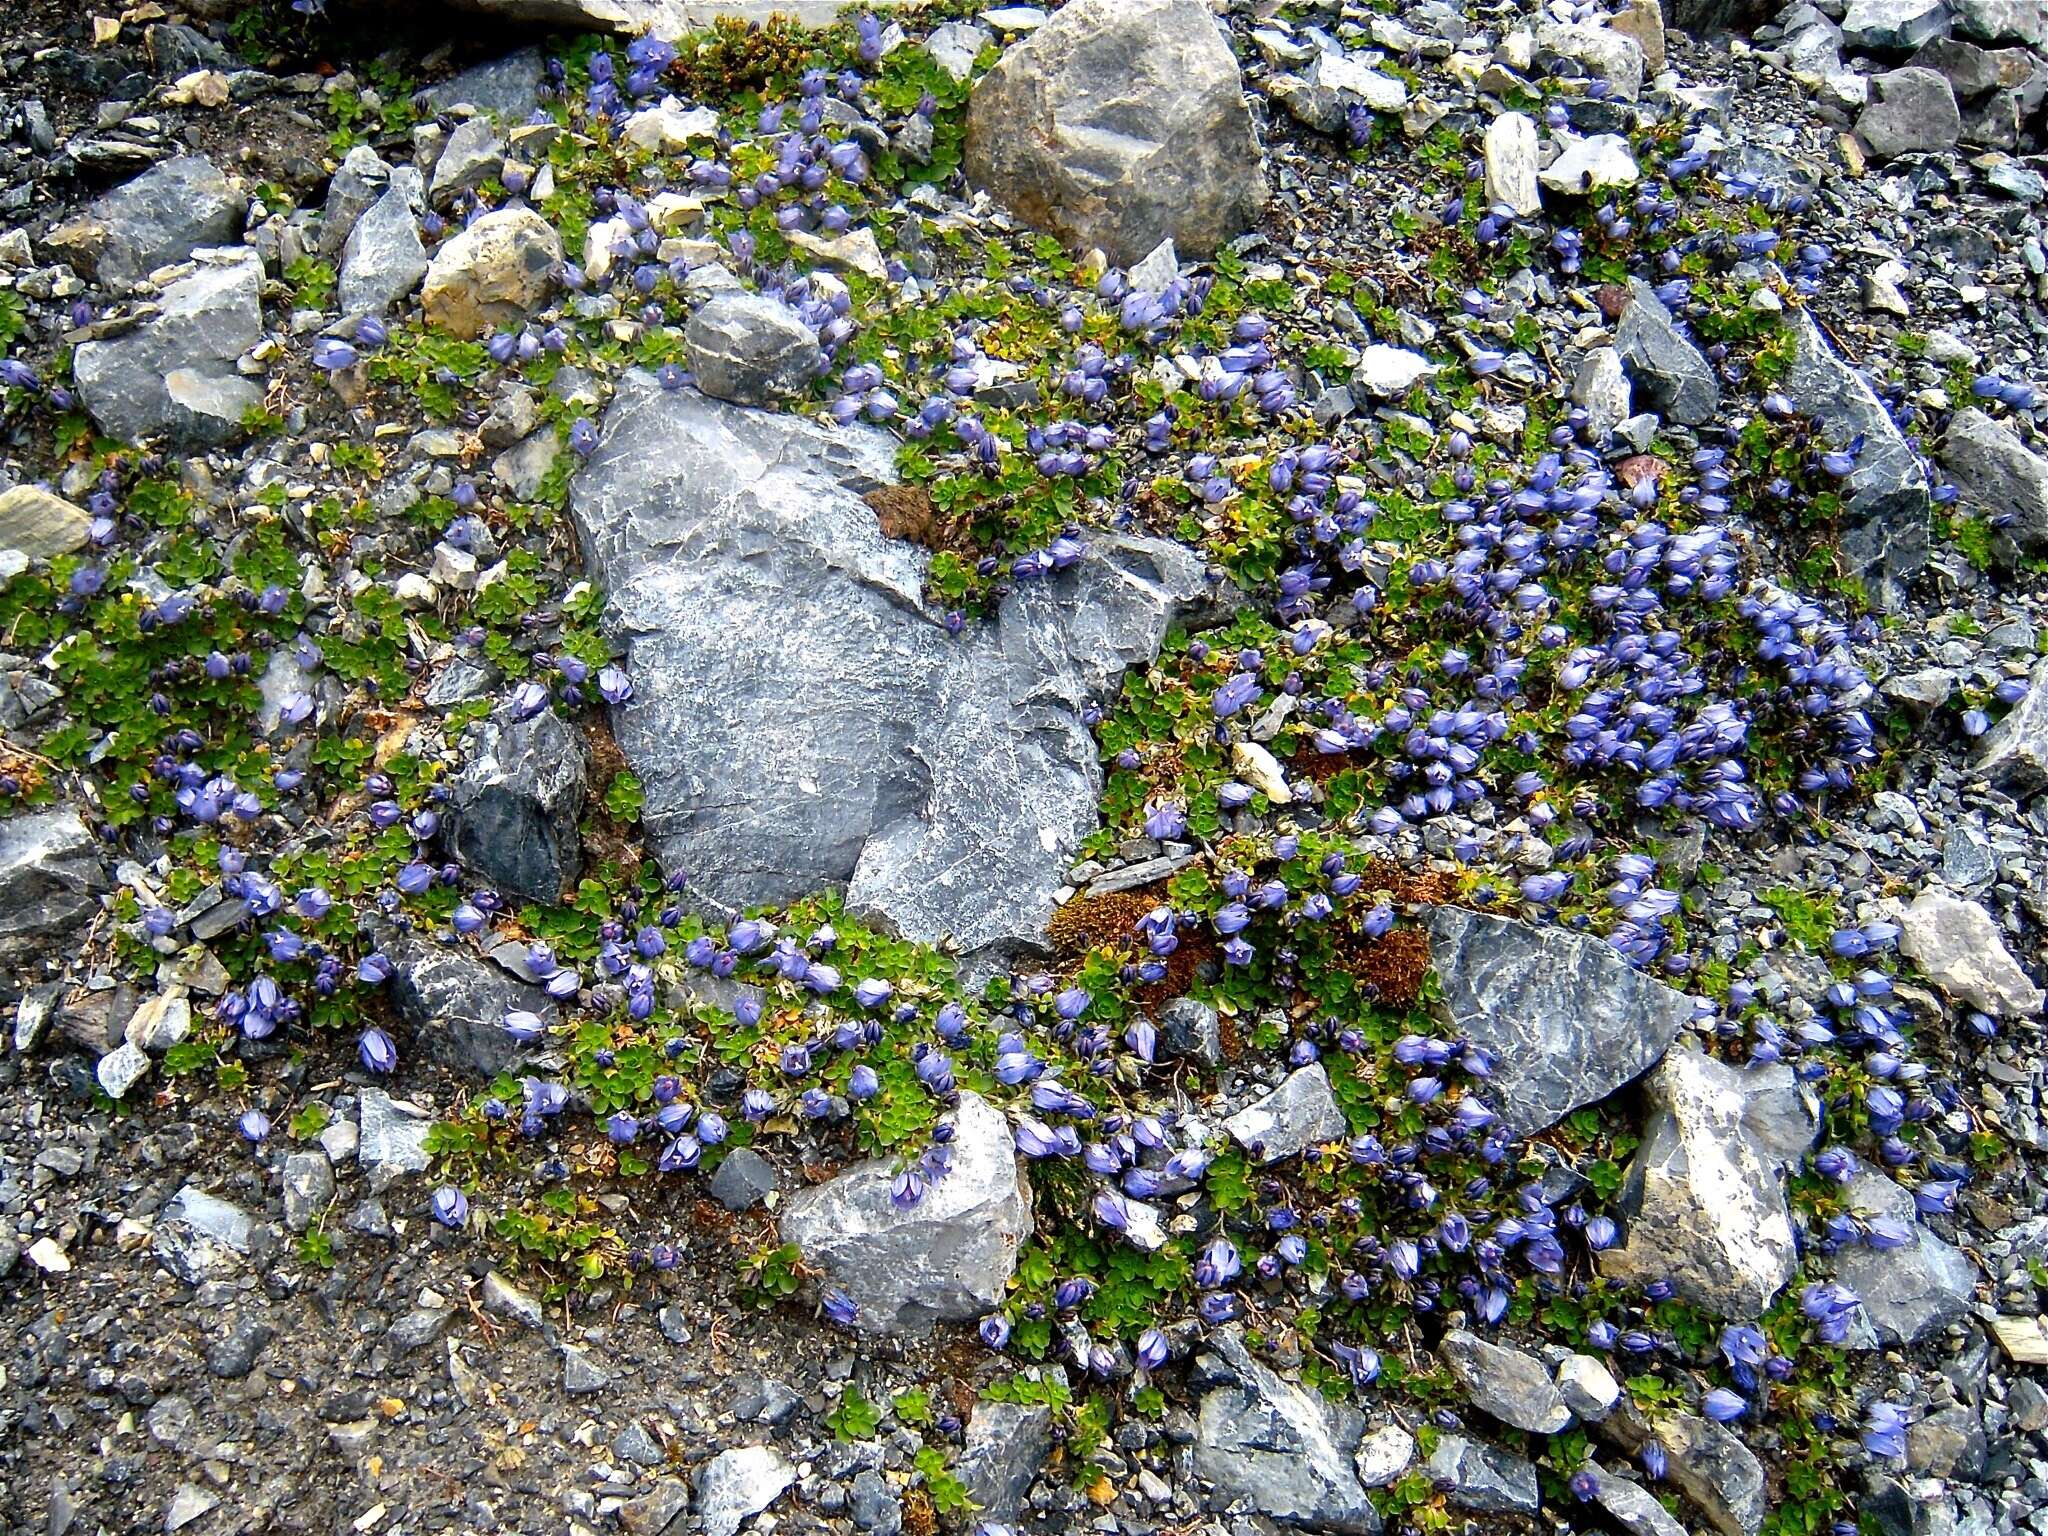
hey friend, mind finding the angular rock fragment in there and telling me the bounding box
[1424,1434,1539,1515]
[1941,407,2048,562]
[1601,1046,1817,1318]
[1782,311,1929,609]
[957,1401,1055,1522]
[684,291,824,406]
[0,808,110,967]
[444,706,587,903]
[1897,887,2042,1015]
[696,1446,796,1536]
[1224,1063,1347,1164]
[568,376,1215,963]
[1427,908,1692,1138]
[778,1092,1030,1333]
[1856,68,1962,159]
[1830,1168,1977,1344]
[1615,280,1719,424]
[47,154,241,291]
[0,486,90,562]
[386,933,555,1079]
[73,249,264,447]
[1440,1330,1574,1434]
[340,167,429,316]
[1188,1329,1381,1533]
[964,0,1266,266]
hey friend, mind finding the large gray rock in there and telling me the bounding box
[1615,280,1718,425]
[684,292,823,406]
[445,706,587,903]
[1857,68,1963,158]
[568,375,1216,963]
[339,167,428,316]
[1595,1404,1765,1536]
[1586,1465,1689,1536]
[1782,310,1928,609]
[1897,887,2043,1015]
[963,0,1266,266]
[1439,1331,1574,1434]
[73,249,264,447]
[778,1092,1030,1334]
[386,933,555,1079]
[957,1402,1055,1523]
[47,154,241,292]
[1224,1063,1348,1163]
[1600,1046,1817,1319]
[418,48,547,120]
[0,808,109,967]
[1424,1435,1538,1515]
[1188,1330,1380,1533]
[1941,407,2048,562]
[429,117,506,206]
[1951,0,2047,44]
[1978,660,2048,790]
[1428,908,1692,1139]
[1842,0,1953,49]
[1831,1169,1977,1344]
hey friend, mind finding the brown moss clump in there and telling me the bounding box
[900,1489,937,1536]
[1046,887,1160,954]
[1350,926,1430,1008]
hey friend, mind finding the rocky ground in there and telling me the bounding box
[4,0,2048,1533]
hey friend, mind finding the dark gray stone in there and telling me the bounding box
[1942,408,2048,562]
[386,1305,453,1355]
[47,154,241,292]
[568,375,1216,965]
[1615,280,1719,425]
[1831,1169,1977,1344]
[357,1089,433,1189]
[429,117,505,206]
[1782,311,1929,609]
[73,250,264,447]
[0,808,109,967]
[418,49,547,121]
[387,933,555,1080]
[1588,1465,1689,1536]
[619,1479,690,1536]
[444,706,587,902]
[1188,1329,1380,1533]
[963,0,1266,266]
[778,1092,1030,1334]
[1977,660,2048,790]
[1424,1435,1538,1515]
[1427,907,1691,1139]
[1439,1331,1573,1434]
[1601,1047,1817,1319]
[1950,0,2046,45]
[957,1401,1054,1522]
[849,1470,901,1535]
[281,1150,335,1233]
[204,1316,274,1378]
[708,1146,778,1211]
[1857,68,1963,158]
[684,292,824,405]
[1158,996,1222,1063]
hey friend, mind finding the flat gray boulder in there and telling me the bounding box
[47,154,241,292]
[778,1092,1030,1334]
[1428,907,1692,1139]
[73,249,264,447]
[568,374,1215,963]
[964,0,1266,266]
[1224,1063,1347,1164]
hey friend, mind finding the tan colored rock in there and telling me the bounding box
[420,208,563,341]
[0,486,91,560]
